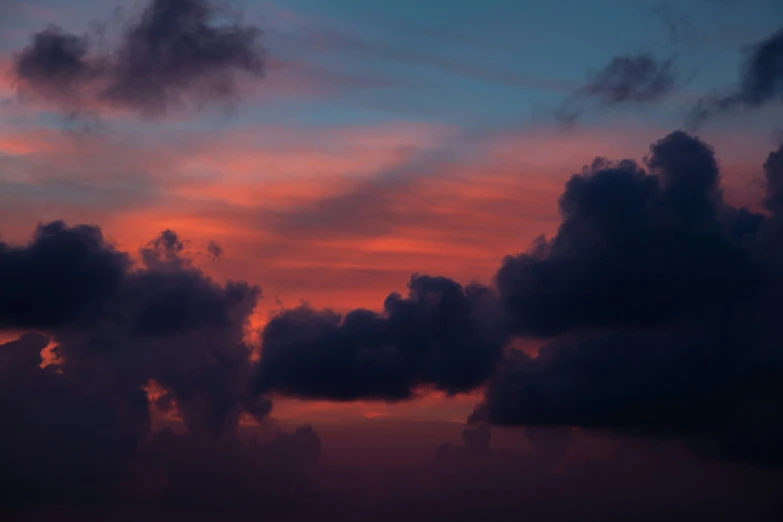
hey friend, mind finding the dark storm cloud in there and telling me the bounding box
[13,0,265,117]
[0,225,320,516]
[557,53,678,124]
[689,28,783,126]
[475,130,783,465]
[256,275,507,400]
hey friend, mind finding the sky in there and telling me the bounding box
[1,0,783,520]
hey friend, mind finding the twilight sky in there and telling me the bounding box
[1,0,783,520]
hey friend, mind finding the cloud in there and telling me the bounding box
[245,128,783,466]
[239,127,783,465]
[582,54,678,105]
[494,131,754,336]
[0,223,323,515]
[557,53,679,124]
[12,0,266,117]
[473,130,783,465]
[0,221,130,330]
[13,25,97,97]
[0,331,152,508]
[689,28,783,126]
[53,227,266,438]
[5,131,783,518]
[256,275,507,401]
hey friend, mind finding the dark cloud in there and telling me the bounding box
[0,221,130,330]
[689,28,783,126]
[53,228,266,438]
[256,275,507,400]
[0,225,322,517]
[583,54,678,105]
[476,130,783,465]
[140,228,187,270]
[0,333,151,509]
[494,131,753,336]
[13,26,99,98]
[557,53,678,124]
[13,0,265,117]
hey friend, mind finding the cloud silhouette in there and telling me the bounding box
[474,131,783,465]
[494,131,754,336]
[52,228,266,438]
[557,53,678,124]
[13,0,266,117]
[0,221,130,330]
[257,275,506,400]
[0,225,325,516]
[689,28,783,126]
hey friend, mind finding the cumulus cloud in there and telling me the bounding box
[0,224,321,516]
[493,131,752,336]
[0,221,130,330]
[557,53,679,124]
[474,131,783,465]
[257,275,506,400]
[52,227,267,437]
[249,129,783,466]
[689,28,783,126]
[13,0,266,117]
